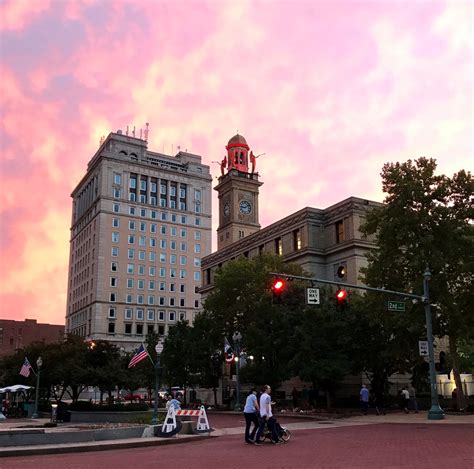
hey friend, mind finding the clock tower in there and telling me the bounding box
[215,134,263,251]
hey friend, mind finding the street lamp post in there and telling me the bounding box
[423,267,444,420]
[233,331,242,411]
[32,356,42,419]
[152,340,164,425]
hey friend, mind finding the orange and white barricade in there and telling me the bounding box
[158,405,212,437]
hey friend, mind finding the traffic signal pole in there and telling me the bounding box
[269,269,444,420]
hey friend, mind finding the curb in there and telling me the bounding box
[0,433,217,458]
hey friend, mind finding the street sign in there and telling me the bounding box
[418,340,429,357]
[306,288,320,305]
[388,300,406,312]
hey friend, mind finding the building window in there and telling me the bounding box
[195,218,201,226]
[139,250,146,261]
[150,238,157,247]
[113,188,121,198]
[159,297,165,306]
[126,294,133,303]
[147,309,155,321]
[111,247,119,257]
[136,324,143,335]
[140,222,147,232]
[139,236,146,246]
[147,325,154,335]
[171,227,177,236]
[336,220,345,243]
[194,244,201,253]
[149,252,156,262]
[169,297,176,306]
[158,311,165,321]
[170,254,177,264]
[112,218,120,227]
[194,271,201,281]
[179,270,186,279]
[128,249,135,259]
[148,295,155,305]
[169,311,176,322]
[160,253,166,263]
[129,220,136,230]
[275,238,283,256]
[127,263,134,274]
[194,300,199,308]
[108,322,115,334]
[111,262,118,272]
[138,264,145,275]
[113,203,120,213]
[194,230,201,240]
[149,280,155,290]
[150,266,156,276]
[136,309,144,320]
[293,229,302,250]
[125,308,133,320]
[179,299,185,307]
[129,206,136,215]
[125,323,132,334]
[159,282,166,291]
[137,295,144,304]
[160,226,167,235]
[138,279,145,289]
[110,293,116,302]
[128,234,135,244]
[108,307,116,318]
[179,311,186,321]
[110,277,117,287]
[180,284,185,293]
[170,241,177,250]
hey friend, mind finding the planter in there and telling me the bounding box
[69,410,156,423]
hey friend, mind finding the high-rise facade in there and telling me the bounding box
[65,131,212,350]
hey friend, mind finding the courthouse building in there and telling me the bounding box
[201,133,381,296]
[65,130,212,349]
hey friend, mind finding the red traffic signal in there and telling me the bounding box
[272,278,286,293]
[336,288,348,302]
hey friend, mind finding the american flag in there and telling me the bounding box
[19,357,32,377]
[128,344,149,368]
[224,337,234,363]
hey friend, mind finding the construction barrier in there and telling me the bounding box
[158,405,213,437]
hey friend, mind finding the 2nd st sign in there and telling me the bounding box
[388,300,406,312]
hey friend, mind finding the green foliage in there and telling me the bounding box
[360,157,473,400]
[202,254,307,389]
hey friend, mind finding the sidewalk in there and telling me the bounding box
[1,411,472,458]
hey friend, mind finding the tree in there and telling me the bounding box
[361,157,473,409]
[290,288,353,409]
[202,254,306,390]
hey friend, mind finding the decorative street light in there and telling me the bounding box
[32,356,42,419]
[423,266,444,420]
[232,331,242,411]
[151,340,164,425]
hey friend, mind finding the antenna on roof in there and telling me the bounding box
[132,126,136,138]
[126,125,129,136]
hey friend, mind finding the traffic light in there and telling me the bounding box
[271,278,286,303]
[336,265,346,279]
[335,288,348,309]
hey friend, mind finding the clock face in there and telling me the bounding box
[239,200,252,215]
[223,202,230,217]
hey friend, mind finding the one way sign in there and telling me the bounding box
[306,288,320,305]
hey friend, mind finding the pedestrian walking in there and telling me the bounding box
[408,384,419,413]
[255,385,280,444]
[243,388,260,444]
[360,385,369,415]
[401,386,410,413]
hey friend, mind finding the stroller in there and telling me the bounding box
[263,417,291,443]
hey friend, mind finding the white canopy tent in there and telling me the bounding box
[0,385,32,393]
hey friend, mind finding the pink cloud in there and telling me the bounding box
[0,0,472,325]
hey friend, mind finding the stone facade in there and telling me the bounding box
[66,131,212,350]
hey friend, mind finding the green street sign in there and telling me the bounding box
[388,300,406,312]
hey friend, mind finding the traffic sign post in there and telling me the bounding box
[306,288,320,305]
[418,340,429,356]
[388,300,406,312]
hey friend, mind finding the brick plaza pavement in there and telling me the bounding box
[1,413,473,468]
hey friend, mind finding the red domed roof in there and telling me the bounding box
[228,134,247,146]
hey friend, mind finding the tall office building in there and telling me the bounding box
[65,130,212,350]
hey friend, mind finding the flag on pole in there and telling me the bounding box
[224,337,234,363]
[128,344,149,368]
[19,357,32,377]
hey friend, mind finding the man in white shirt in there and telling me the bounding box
[255,385,280,444]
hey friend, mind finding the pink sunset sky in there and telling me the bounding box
[0,0,472,326]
